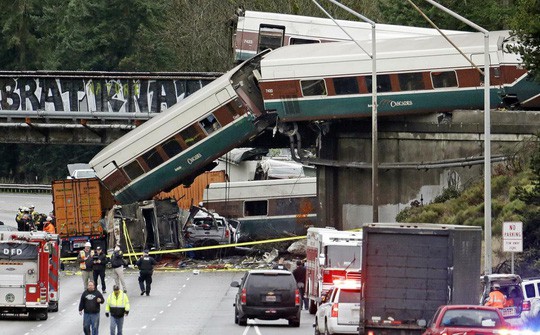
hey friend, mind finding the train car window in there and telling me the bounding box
[431,71,458,88]
[199,114,221,135]
[258,25,285,52]
[141,148,164,170]
[365,75,392,93]
[244,200,268,216]
[301,79,327,96]
[180,124,204,147]
[214,102,240,125]
[123,160,144,181]
[333,77,359,95]
[398,73,425,91]
[290,37,320,45]
[162,138,182,158]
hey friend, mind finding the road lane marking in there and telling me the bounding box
[242,326,250,335]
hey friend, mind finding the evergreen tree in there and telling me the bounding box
[508,0,540,81]
[0,0,44,70]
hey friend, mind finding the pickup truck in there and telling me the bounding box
[183,207,232,258]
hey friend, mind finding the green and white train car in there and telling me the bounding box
[89,51,274,204]
[258,30,540,121]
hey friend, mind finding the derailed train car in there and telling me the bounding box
[89,51,275,204]
[106,199,186,253]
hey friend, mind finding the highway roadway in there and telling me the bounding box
[0,192,52,228]
[0,193,315,334]
[1,269,315,335]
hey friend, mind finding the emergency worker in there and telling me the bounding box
[78,281,104,335]
[485,283,506,308]
[93,246,108,293]
[16,207,25,230]
[78,242,94,289]
[111,246,128,293]
[29,205,40,223]
[43,216,56,234]
[292,260,308,310]
[105,285,130,335]
[136,249,157,296]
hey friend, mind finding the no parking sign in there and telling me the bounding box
[503,221,523,253]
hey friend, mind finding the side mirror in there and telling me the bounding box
[230,281,240,288]
[318,254,325,266]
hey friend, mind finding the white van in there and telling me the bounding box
[521,278,540,321]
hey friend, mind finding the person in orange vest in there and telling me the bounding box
[43,216,56,234]
[485,283,506,308]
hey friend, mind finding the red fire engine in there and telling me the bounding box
[306,227,362,314]
[0,231,60,320]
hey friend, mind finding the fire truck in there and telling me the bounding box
[0,231,61,320]
[306,227,362,314]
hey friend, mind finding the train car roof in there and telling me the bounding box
[260,30,518,78]
[242,10,466,39]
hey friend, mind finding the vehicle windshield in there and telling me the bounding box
[193,217,225,227]
[73,169,96,178]
[441,309,502,328]
[326,245,361,269]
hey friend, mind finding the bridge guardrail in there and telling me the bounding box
[0,183,52,194]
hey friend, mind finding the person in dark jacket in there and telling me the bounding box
[105,285,130,335]
[292,260,308,310]
[135,249,157,296]
[79,281,104,335]
[111,246,128,293]
[93,246,108,293]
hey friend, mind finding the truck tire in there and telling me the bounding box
[288,319,300,327]
[29,310,48,320]
[60,241,72,258]
[238,316,247,326]
[39,311,48,320]
[48,301,59,312]
[309,299,317,314]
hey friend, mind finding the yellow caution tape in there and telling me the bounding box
[59,227,362,262]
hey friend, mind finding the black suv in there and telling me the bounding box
[231,269,301,327]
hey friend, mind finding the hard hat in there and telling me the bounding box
[493,283,501,289]
[29,205,35,208]
[84,242,92,247]
[46,216,53,221]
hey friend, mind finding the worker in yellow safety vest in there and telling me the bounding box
[105,285,130,335]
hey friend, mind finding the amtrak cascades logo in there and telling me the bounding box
[378,99,414,108]
[5,293,15,303]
